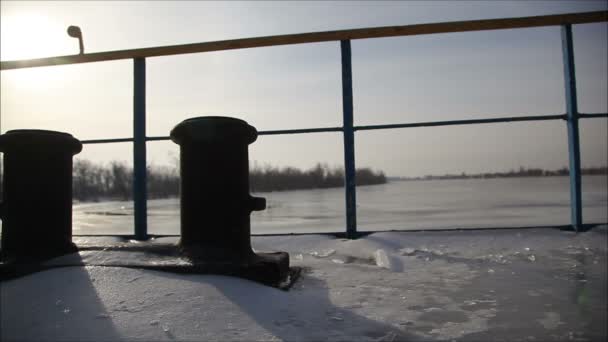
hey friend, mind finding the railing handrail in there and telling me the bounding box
[1,10,606,70]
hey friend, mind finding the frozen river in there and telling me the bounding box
[72,175,607,235]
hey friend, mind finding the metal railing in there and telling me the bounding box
[1,11,607,239]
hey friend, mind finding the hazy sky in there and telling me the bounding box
[1,1,606,177]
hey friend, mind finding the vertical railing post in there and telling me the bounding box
[340,40,357,239]
[561,24,582,232]
[133,57,148,239]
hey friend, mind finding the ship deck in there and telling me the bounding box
[2,226,606,341]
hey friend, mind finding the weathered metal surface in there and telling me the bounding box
[0,121,294,287]
[0,241,300,290]
[0,129,82,261]
[561,24,583,232]
[170,116,289,285]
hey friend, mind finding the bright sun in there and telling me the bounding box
[1,12,74,88]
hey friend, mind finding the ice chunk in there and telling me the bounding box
[399,248,416,256]
[374,249,391,269]
[309,249,336,258]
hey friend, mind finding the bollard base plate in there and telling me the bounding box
[0,242,298,290]
[0,242,78,265]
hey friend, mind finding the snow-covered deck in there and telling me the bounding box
[2,227,606,341]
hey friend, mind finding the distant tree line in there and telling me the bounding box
[69,160,386,202]
[250,163,386,192]
[396,166,608,181]
[72,160,180,202]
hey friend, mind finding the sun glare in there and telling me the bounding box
[1,12,74,88]
[0,12,70,60]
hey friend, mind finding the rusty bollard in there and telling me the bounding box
[170,117,289,285]
[0,130,82,262]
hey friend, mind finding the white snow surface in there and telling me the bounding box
[1,227,607,341]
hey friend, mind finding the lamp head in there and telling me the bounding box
[67,25,82,38]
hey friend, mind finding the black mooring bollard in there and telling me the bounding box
[170,116,289,284]
[0,130,82,262]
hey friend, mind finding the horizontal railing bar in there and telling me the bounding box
[142,127,343,142]
[2,11,606,70]
[259,127,343,135]
[81,137,134,144]
[354,114,566,131]
[75,113,604,144]
[579,113,608,118]
[146,136,171,141]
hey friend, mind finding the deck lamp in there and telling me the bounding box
[67,25,84,54]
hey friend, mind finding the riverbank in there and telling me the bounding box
[393,166,607,181]
[71,161,386,202]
